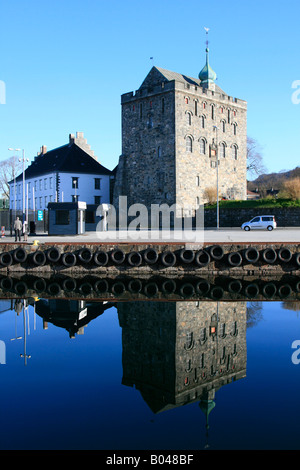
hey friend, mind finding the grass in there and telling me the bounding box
[205,198,300,209]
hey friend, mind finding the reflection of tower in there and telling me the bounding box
[118,300,247,443]
[199,389,216,449]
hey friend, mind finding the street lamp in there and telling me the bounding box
[19,150,29,224]
[8,148,21,220]
[213,126,219,229]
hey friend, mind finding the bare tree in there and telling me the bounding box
[282,177,300,200]
[247,136,267,178]
[203,186,218,204]
[0,156,23,199]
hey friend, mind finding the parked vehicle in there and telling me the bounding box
[241,215,277,231]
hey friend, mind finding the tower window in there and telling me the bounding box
[232,145,238,160]
[186,112,192,125]
[221,120,226,132]
[201,115,205,129]
[199,139,206,155]
[211,105,215,120]
[233,123,237,135]
[195,100,198,116]
[220,143,226,158]
[186,136,192,152]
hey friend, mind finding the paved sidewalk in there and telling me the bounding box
[1,227,299,244]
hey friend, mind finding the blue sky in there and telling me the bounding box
[0,0,299,178]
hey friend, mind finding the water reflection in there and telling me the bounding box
[0,275,299,449]
[118,300,247,447]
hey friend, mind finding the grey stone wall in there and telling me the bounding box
[205,206,300,227]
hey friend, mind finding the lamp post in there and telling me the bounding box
[19,150,29,224]
[8,148,21,221]
[213,126,219,230]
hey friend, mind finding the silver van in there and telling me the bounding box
[241,215,277,231]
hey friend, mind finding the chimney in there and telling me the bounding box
[39,145,47,155]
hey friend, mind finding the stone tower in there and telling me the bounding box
[114,47,247,215]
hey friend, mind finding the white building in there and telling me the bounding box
[10,132,113,213]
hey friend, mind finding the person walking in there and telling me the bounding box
[14,217,22,242]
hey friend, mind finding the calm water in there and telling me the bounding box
[0,295,299,450]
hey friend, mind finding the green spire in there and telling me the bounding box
[198,47,217,88]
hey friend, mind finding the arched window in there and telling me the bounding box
[199,138,206,155]
[232,144,238,160]
[232,122,237,135]
[211,104,215,120]
[186,136,192,152]
[201,115,205,129]
[195,100,198,116]
[221,120,226,133]
[186,112,192,125]
[220,142,226,158]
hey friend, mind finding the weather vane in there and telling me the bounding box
[204,27,210,48]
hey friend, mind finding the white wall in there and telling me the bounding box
[10,171,111,211]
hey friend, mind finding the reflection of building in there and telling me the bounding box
[36,299,114,338]
[118,301,247,426]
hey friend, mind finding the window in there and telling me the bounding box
[161,98,165,114]
[195,100,198,116]
[232,145,238,160]
[49,177,53,189]
[211,105,215,120]
[196,176,200,186]
[72,177,78,189]
[139,103,142,119]
[147,115,153,128]
[39,197,42,208]
[185,97,188,104]
[199,139,206,155]
[55,210,70,225]
[44,196,47,207]
[201,115,205,129]
[39,179,42,191]
[233,123,237,135]
[28,182,31,193]
[221,120,226,132]
[34,180,37,191]
[94,195,101,205]
[186,112,192,125]
[220,143,226,158]
[95,178,101,190]
[186,136,192,152]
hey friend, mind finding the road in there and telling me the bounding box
[1,227,299,244]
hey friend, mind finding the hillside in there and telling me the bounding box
[248,166,300,193]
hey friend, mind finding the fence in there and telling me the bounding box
[0,210,49,235]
